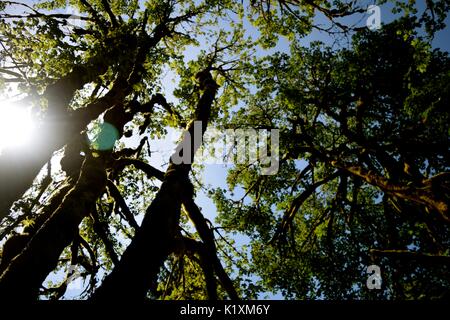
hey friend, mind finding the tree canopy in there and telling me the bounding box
[0,0,448,301]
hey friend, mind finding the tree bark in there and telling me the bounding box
[0,17,171,220]
[0,154,107,301]
[0,182,74,275]
[0,58,111,220]
[181,196,240,300]
[91,70,218,301]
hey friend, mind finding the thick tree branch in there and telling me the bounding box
[332,161,449,222]
[0,154,107,301]
[101,0,119,27]
[173,237,218,300]
[91,69,218,301]
[182,197,240,300]
[91,205,119,265]
[107,180,139,230]
[0,13,174,219]
[113,158,164,181]
[272,170,340,242]
[79,0,107,30]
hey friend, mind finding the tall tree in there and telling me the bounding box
[0,0,448,301]
[213,18,450,299]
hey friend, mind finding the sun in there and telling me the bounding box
[0,102,34,153]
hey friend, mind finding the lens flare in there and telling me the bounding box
[0,103,34,152]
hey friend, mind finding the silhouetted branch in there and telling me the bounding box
[107,180,139,230]
[182,196,239,300]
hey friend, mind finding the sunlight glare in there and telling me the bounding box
[0,102,34,153]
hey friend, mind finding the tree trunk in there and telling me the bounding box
[91,70,218,301]
[0,59,110,220]
[0,154,107,301]
[0,19,170,220]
